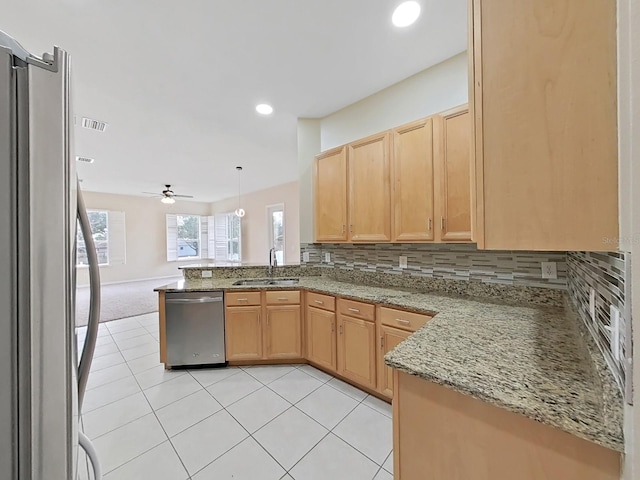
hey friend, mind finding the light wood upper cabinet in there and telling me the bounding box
[225,306,263,361]
[348,132,392,242]
[337,314,377,390]
[435,106,473,242]
[392,118,435,242]
[264,305,301,359]
[306,306,337,371]
[378,325,410,399]
[314,146,348,242]
[471,0,618,250]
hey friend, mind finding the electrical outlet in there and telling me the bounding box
[589,288,596,322]
[399,255,408,269]
[541,262,557,279]
[324,252,331,263]
[609,305,621,361]
[201,270,212,278]
[302,252,310,262]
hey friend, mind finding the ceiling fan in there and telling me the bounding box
[142,185,194,204]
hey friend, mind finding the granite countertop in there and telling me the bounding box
[154,276,624,452]
[178,263,301,269]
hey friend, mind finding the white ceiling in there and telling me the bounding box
[3,0,467,203]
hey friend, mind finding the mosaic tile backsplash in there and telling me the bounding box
[300,243,567,289]
[567,252,631,401]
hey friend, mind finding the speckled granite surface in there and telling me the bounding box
[153,276,624,452]
[180,265,320,280]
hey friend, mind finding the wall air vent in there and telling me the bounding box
[81,117,108,132]
[76,156,95,164]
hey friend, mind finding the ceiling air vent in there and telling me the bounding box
[76,156,95,164]
[81,117,108,132]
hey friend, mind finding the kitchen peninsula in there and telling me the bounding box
[155,265,623,479]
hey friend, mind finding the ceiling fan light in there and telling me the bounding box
[161,196,175,205]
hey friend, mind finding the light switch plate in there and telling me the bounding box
[541,262,557,279]
[609,305,621,361]
[324,252,331,263]
[302,252,310,262]
[399,255,408,269]
[589,288,596,322]
[201,270,212,278]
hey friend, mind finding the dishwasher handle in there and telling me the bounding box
[166,296,223,304]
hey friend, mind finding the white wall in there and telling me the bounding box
[298,119,321,244]
[619,0,640,477]
[210,181,300,265]
[77,192,211,286]
[320,52,468,150]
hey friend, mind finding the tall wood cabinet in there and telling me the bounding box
[314,146,348,242]
[392,118,435,242]
[348,132,392,242]
[435,106,473,242]
[471,0,618,251]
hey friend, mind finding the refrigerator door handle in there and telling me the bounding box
[76,183,101,410]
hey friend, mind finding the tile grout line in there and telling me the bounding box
[91,318,191,478]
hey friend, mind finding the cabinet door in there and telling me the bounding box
[348,132,391,242]
[265,305,302,359]
[435,106,473,242]
[472,0,617,251]
[314,146,348,242]
[378,325,410,399]
[392,118,435,241]
[306,306,337,371]
[337,315,376,390]
[225,306,262,361]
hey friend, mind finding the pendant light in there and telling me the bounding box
[235,166,245,218]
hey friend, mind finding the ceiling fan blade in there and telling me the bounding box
[172,194,194,198]
[142,192,163,196]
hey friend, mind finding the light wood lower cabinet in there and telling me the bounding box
[306,306,337,371]
[265,305,301,359]
[337,314,377,390]
[393,370,620,480]
[225,306,263,361]
[378,325,411,398]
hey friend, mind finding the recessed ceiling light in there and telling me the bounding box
[256,103,274,115]
[392,1,421,27]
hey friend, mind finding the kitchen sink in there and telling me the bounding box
[232,278,299,286]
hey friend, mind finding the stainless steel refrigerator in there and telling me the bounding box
[0,31,102,479]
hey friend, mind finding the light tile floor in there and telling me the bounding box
[76,313,393,480]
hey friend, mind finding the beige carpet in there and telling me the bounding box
[75,277,181,326]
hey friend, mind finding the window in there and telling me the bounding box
[77,210,109,265]
[267,204,285,265]
[177,215,201,258]
[212,213,242,262]
[167,214,210,262]
[166,214,209,261]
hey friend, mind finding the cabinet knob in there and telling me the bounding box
[342,224,346,234]
[339,325,343,335]
[396,319,411,325]
[314,300,324,305]
[349,224,353,233]
[380,336,384,349]
[331,322,334,333]
[441,217,445,231]
[348,307,360,313]
[428,218,432,231]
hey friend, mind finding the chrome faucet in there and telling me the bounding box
[268,247,277,277]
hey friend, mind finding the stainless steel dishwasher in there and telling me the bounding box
[165,291,226,367]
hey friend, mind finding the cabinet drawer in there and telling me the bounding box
[379,307,432,332]
[337,298,375,322]
[226,291,261,306]
[265,290,300,305]
[306,292,336,312]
